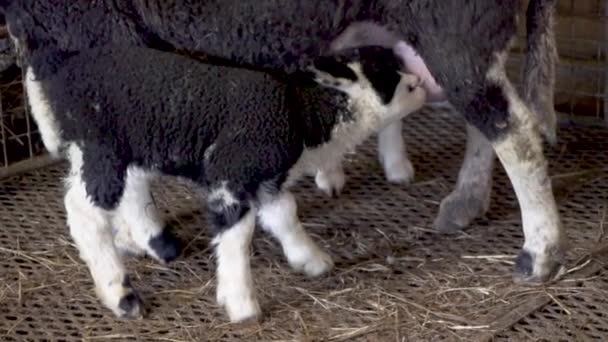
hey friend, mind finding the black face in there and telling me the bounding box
[313,45,404,104]
[356,46,403,104]
[312,56,358,82]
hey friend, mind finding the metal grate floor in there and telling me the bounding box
[1,107,607,341]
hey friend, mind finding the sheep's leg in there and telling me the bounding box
[377,120,415,183]
[434,124,494,232]
[112,168,182,263]
[64,144,142,318]
[207,182,260,322]
[467,61,564,283]
[523,0,559,144]
[257,191,333,277]
[491,117,564,283]
[315,160,346,197]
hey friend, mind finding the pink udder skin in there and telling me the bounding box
[394,41,446,103]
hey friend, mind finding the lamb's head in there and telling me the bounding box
[310,45,427,121]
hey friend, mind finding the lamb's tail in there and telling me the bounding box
[522,0,559,145]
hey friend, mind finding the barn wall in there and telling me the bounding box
[507,0,607,124]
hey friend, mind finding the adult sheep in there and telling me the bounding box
[0,0,563,287]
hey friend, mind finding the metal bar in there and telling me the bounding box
[0,86,8,168]
[604,0,608,126]
[0,153,61,180]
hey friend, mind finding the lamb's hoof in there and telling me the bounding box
[383,158,415,184]
[513,248,565,285]
[290,249,334,278]
[315,169,346,198]
[100,276,144,319]
[217,289,261,323]
[148,227,183,264]
[434,190,489,233]
[118,291,144,319]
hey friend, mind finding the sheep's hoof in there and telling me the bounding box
[148,227,183,264]
[217,289,261,323]
[315,169,346,198]
[118,291,144,319]
[290,249,334,277]
[513,248,565,285]
[434,190,489,233]
[99,276,144,319]
[382,158,415,184]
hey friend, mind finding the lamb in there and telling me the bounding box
[22,41,426,321]
[1,0,564,286]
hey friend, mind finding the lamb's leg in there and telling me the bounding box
[207,182,260,322]
[434,124,494,232]
[257,191,333,277]
[378,120,415,183]
[64,144,142,318]
[112,168,182,263]
[315,160,346,197]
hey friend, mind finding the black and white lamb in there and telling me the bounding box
[1,0,563,287]
[23,43,426,321]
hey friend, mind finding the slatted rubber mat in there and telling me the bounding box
[1,106,607,341]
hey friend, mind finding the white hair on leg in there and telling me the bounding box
[257,191,333,277]
[315,160,346,197]
[113,167,167,261]
[213,210,260,322]
[64,144,140,318]
[111,214,147,257]
[488,56,564,282]
[24,67,63,156]
[377,120,415,184]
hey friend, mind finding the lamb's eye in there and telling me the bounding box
[407,85,415,92]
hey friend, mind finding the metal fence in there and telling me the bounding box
[0,0,606,176]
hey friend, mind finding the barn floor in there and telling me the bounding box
[1,106,608,341]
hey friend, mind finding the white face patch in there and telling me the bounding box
[24,67,63,156]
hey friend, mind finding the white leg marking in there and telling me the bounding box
[494,131,562,280]
[213,210,260,322]
[24,67,63,156]
[64,144,138,317]
[111,214,147,258]
[315,161,346,197]
[377,120,415,184]
[488,56,563,281]
[113,167,165,261]
[257,192,333,277]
